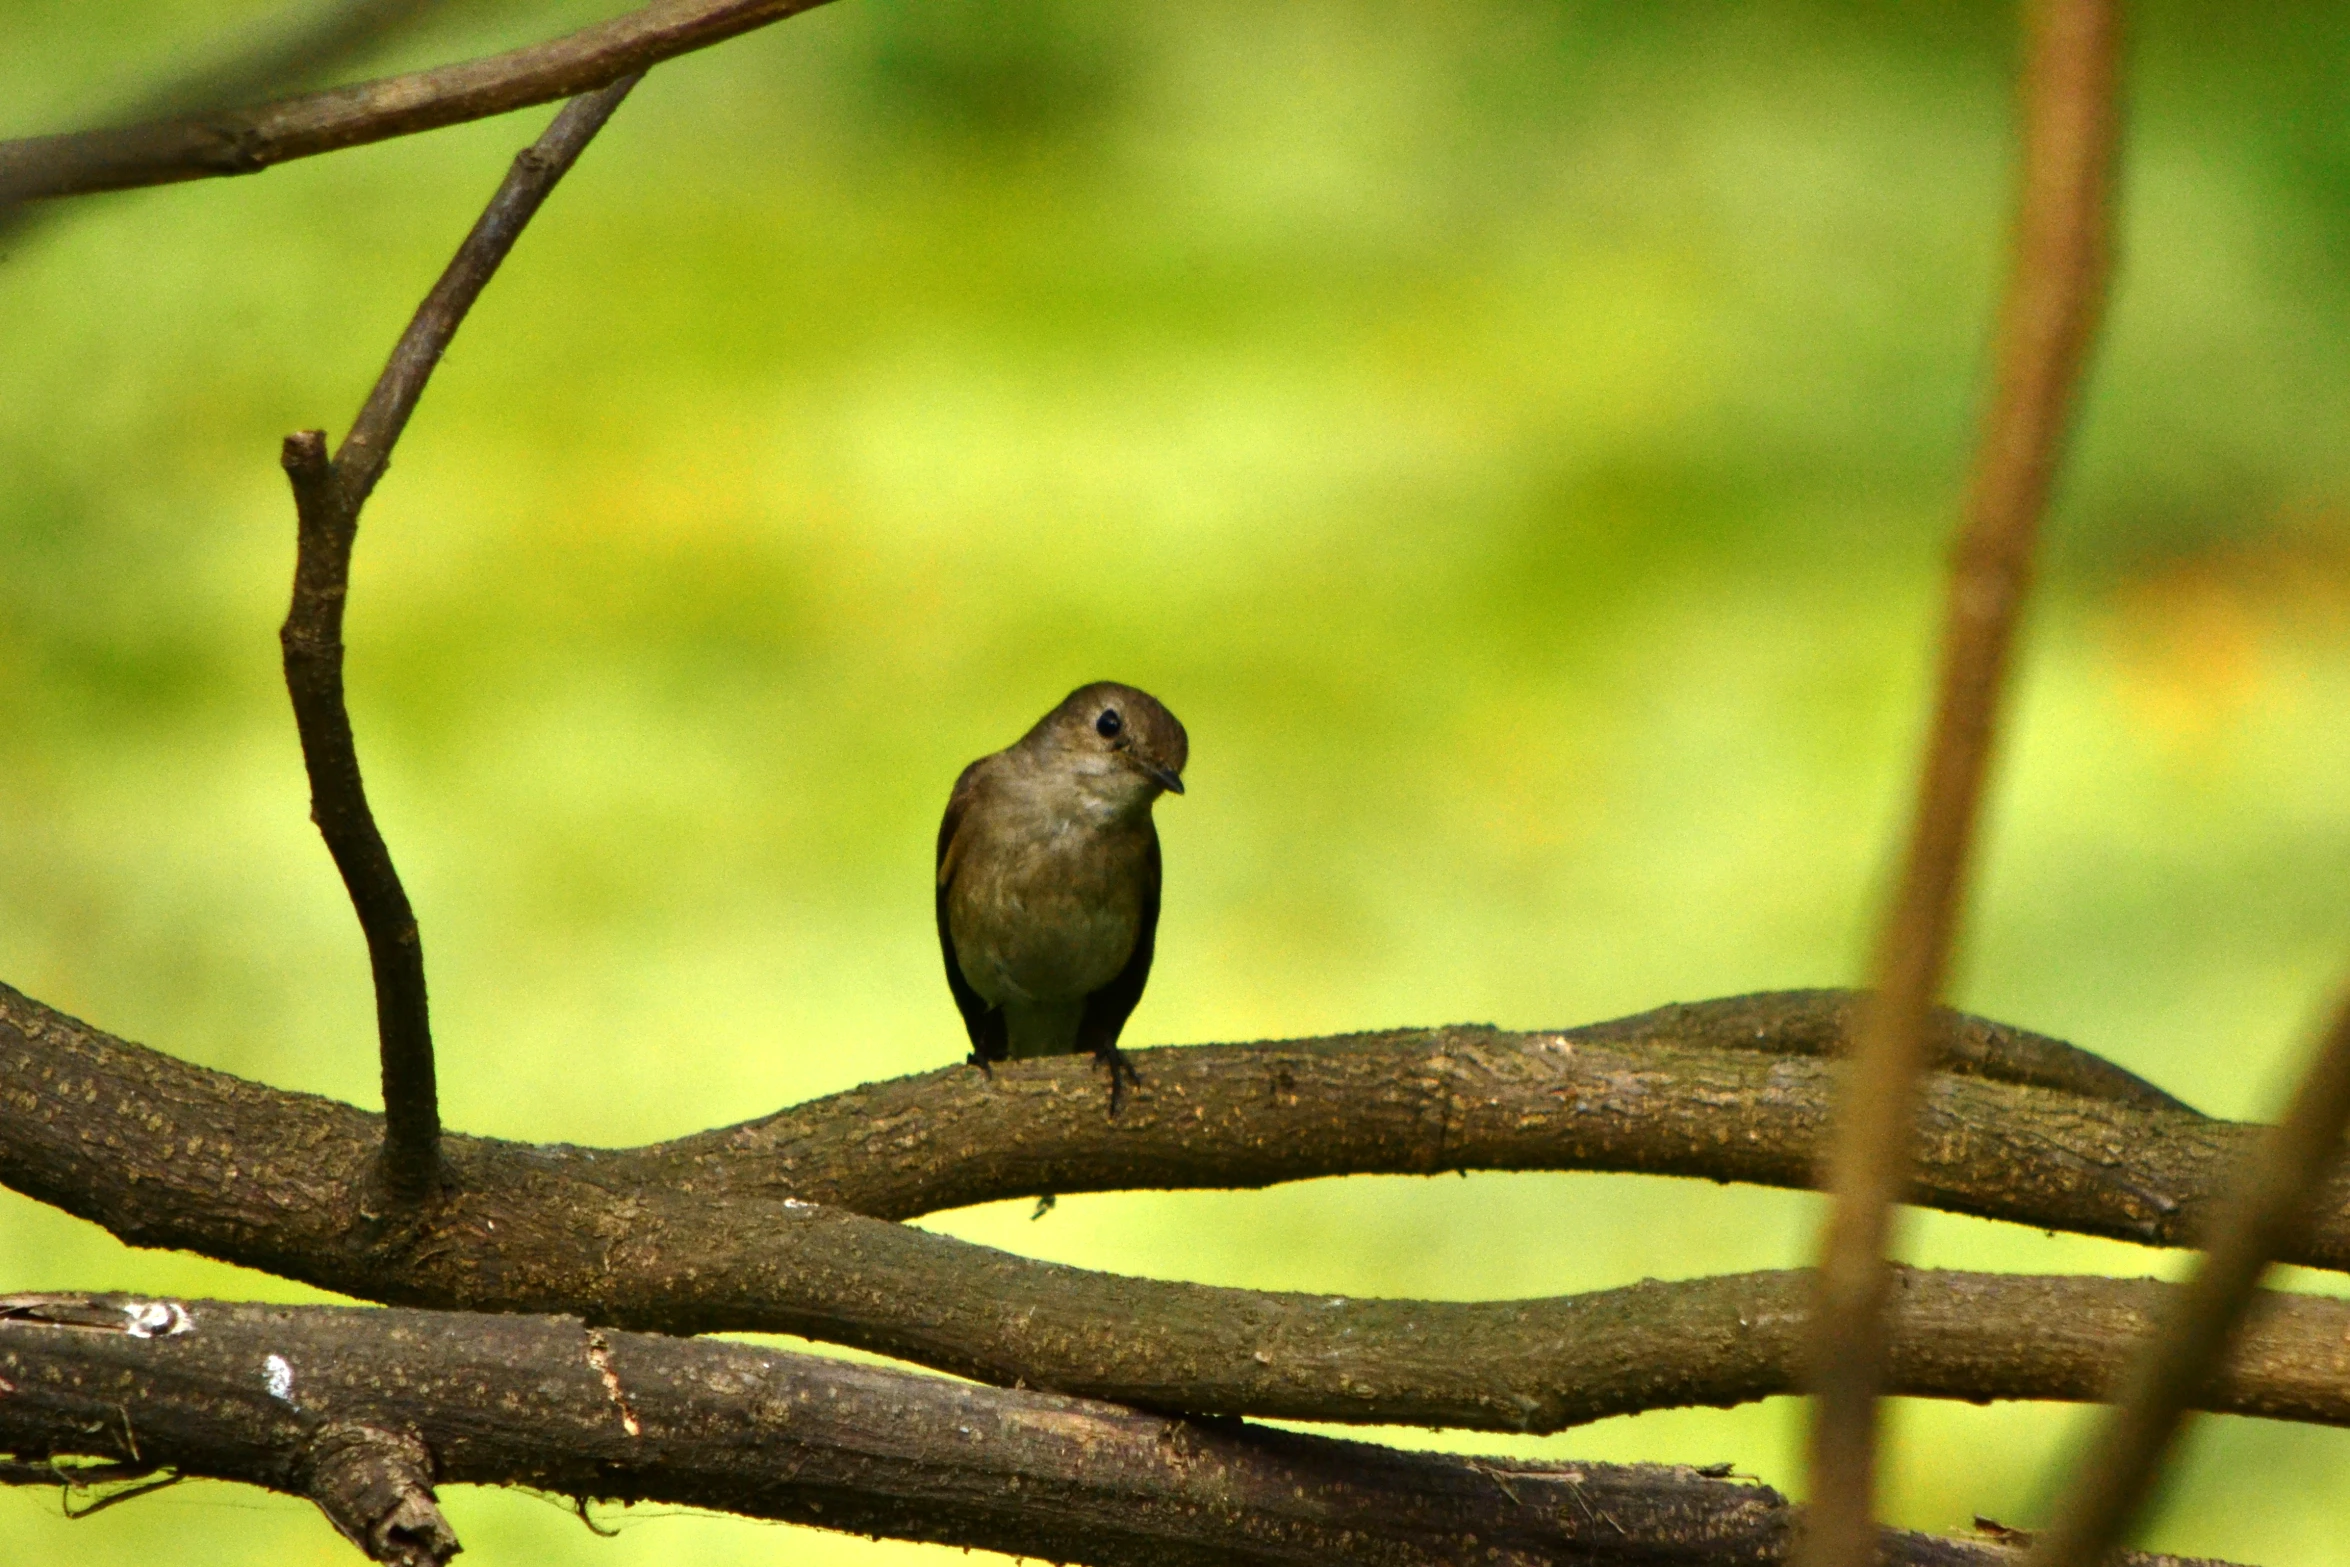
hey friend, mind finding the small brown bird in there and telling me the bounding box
[936,682,1188,1105]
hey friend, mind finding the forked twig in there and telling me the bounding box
[1801,2,2123,1560]
[2025,987,2350,1567]
[278,74,641,1203]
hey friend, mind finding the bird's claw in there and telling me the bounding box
[966,1050,995,1079]
[1096,1046,1142,1115]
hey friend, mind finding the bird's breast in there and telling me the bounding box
[947,807,1149,1009]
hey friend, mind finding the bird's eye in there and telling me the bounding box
[1095,710,1123,738]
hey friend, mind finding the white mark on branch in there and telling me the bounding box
[585,1329,642,1437]
[123,1301,193,1339]
[0,1295,196,1336]
[263,1354,295,1403]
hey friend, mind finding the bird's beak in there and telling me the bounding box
[1140,758,1185,795]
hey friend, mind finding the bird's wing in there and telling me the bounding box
[1076,821,1160,1059]
[936,759,1007,1062]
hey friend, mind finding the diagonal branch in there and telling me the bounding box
[2027,984,2350,1567]
[0,0,454,240]
[13,986,2350,1437]
[0,1292,2249,1567]
[0,0,831,205]
[322,73,644,509]
[276,75,639,1205]
[1802,1,2123,1558]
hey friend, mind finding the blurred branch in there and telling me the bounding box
[1802,0,2123,1558]
[0,1292,2253,1567]
[0,0,833,206]
[2028,985,2350,1567]
[0,0,451,243]
[14,985,2350,1436]
[120,0,447,126]
[277,76,639,1204]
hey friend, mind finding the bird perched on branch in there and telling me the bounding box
[936,682,1187,1109]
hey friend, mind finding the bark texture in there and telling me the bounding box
[8,984,2350,1436]
[0,1293,2239,1567]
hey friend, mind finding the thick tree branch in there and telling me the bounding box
[11,985,2350,1436]
[3,983,2271,1271]
[676,987,2195,1226]
[0,1293,2244,1567]
[1804,1,2123,1557]
[2028,985,2350,1567]
[0,0,833,205]
[276,75,638,1205]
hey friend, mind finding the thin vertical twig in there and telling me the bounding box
[2024,986,2350,1567]
[1799,3,2123,1562]
[278,73,642,1204]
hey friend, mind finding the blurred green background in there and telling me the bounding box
[5,0,2350,1561]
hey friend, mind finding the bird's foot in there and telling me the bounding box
[965,1050,995,1079]
[1095,1046,1143,1115]
[1030,1194,1058,1221]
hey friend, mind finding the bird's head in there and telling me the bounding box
[1023,681,1188,811]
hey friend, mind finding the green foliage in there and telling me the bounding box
[3,2,2348,1562]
